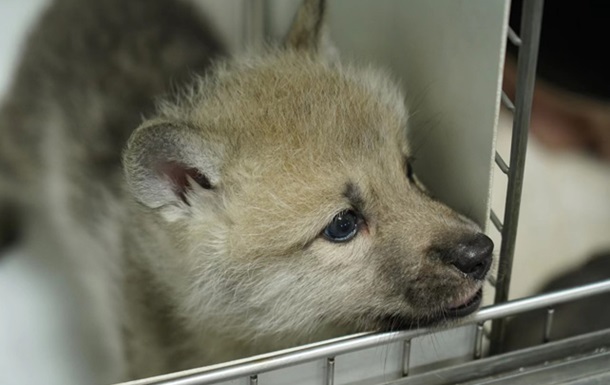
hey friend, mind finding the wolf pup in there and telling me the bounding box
[0,0,494,381]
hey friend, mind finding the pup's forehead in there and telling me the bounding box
[190,52,410,157]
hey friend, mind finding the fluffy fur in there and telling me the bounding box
[0,0,492,381]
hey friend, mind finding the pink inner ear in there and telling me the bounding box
[158,161,212,204]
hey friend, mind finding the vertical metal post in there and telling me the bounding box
[474,322,485,359]
[325,357,335,385]
[490,0,544,355]
[402,340,412,376]
[543,308,555,343]
[249,375,258,385]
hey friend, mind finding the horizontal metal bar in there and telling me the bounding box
[562,371,610,385]
[507,26,522,46]
[482,279,610,321]
[460,351,610,385]
[389,328,610,385]
[116,279,610,385]
[490,209,503,232]
[501,91,515,112]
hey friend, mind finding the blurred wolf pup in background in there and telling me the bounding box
[0,0,493,381]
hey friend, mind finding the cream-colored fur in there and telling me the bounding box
[0,0,492,381]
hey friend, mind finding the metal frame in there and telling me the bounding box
[120,1,610,384]
[489,0,544,354]
[119,280,610,385]
[388,327,610,385]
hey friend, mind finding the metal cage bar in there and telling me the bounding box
[489,0,544,354]
[118,279,610,385]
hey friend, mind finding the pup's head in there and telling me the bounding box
[123,0,493,349]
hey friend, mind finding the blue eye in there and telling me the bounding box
[323,210,359,243]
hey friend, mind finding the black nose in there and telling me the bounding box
[439,233,494,280]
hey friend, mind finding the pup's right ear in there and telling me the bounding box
[123,121,224,220]
[284,0,336,57]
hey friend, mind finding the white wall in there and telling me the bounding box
[267,0,508,229]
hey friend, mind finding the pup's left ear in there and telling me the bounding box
[122,120,224,221]
[284,0,336,57]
